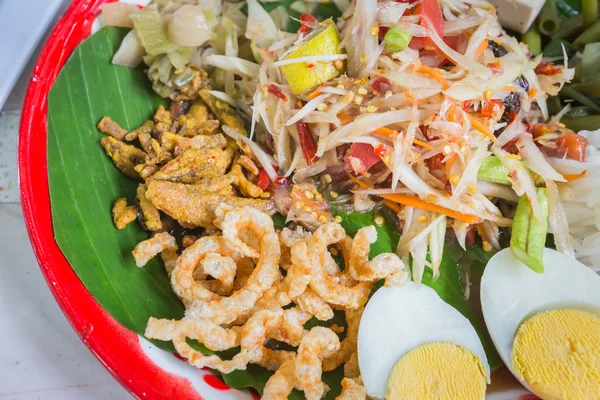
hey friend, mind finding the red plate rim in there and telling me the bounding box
[17,1,208,398]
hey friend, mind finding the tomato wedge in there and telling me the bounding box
[344,143,381,175]
[409,0,444,51]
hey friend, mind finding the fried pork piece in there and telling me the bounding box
[178,118,219,137]
[124,120,153,142]
[236,155,259,175]
[111,198,137,229]
[97,116,128,140]
[169,100,191,119]
[146,180,275,228]
[153,105,173,137]
[138,130,172,165]
[186,98,209,122]
[100,136,146,179]
[231,163,270,199]
[134,163,160,180]
[199,90,248,135]
[161,132,228,155]
[136,184,162,231]
[151,147,234,184]
[170,66,211,101]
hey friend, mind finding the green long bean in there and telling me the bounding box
[522,24,542,55]
[478,156,511,185]
[583,0,599,26]
[510,188,548,273]
[568,81,600,96]
[559,87,600,111]
[539,0,560,36]
[552,15,584,40]
[573,19,600,49]
[562,115,600,131]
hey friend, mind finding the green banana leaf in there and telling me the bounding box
[47,13,499,400]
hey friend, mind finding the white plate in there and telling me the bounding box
[0,0,65,110]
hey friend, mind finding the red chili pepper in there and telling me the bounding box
[267,84,288,102]
[480,99,503,119]
[299,14,317,34]
[535,62,561,76]
[374,144,388,157]
[426,153,444,170]
[501,137,520,154]
[371,76,392,94]
[257,169,271,190]
[462,100,473,112]
[297,120,319,165]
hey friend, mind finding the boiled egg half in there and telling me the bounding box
[481,248,600,400]
[358,281,490,399]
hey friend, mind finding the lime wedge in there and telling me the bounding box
[280,23,345,94]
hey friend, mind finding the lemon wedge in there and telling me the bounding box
[280,22,345,94]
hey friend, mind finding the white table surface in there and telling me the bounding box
[0,3,130,399]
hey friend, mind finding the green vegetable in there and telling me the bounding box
[555,0,582,19]
[562,114,600,130]
[582,43,600,82]
[559,86,600,111]
[383,27,413,52]
[522,23,542,55]
[568,81,600,96]
[542,39,577,59]
[130,5,179,56]
[583,0,599,26]
[478,156,511,185]
[573,19,600,49]
[565,105,600,117]
[538,0,560,36]
[552,14,585,40]
[510,188,549,273]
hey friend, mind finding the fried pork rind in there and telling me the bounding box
[100,136,146,179]
[136,184,162,231]
[294,289,334,321]
[146,180,275,228]
[323,308,363,372]
[132,232,178,267]
[263,359,297,400]
[199,89,248,135]
[295,327,341,400]
[146,317,242,351]
[111,198,137,229]
[151,147,234,183]
[97,116,128,140]
[335,378,367,400]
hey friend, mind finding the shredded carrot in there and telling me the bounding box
[384,200,403,214]
[468,114,498,143]
[347,173,479,224]
[447,105,461,123]
[562,170,587,181]
[475,39,489,57]
[528,88,537,99]
[413,138,434,150]
[416,65,450,90]
[503,85,519,92]
[445,153,456,178]
[374,127,398,136]
[307,88,322,99]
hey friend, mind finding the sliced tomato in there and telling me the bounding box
[409,0,444,51]
[298,14,317,34]
[479,99,504,119]
[344,143,381,175]
[555,132,588,162]
[257,169,271,190]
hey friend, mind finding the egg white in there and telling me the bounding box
[480,248,600,390]
[358,282,490,399]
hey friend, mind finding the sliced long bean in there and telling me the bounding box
[559,87,600,111]
[562,115,600,131]
[539,0,560,35]
[478,156,511,185]
[573,20,600,49]
[583,0,599,26]
[510,188,548,273]
[568,81,600,96]
[552,15,584,40]
[523,24,542,55]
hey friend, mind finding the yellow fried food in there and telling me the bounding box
[138,130,172,165]
[100,136,146,180]
[111,198,137,229]
[146,180,275,228]
[97,116,128,140]
[335,378,367,400]
[125,120,153,142]
[136,184,162,231]
[280,23,345,95]
[512,309,600,400]
[231,163,270,199]
[199,89,248,135]
[151,147,233,183]
[323,307,363,372]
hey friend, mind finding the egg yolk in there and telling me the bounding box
[512,309,600,400]
[385,342,488,400]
